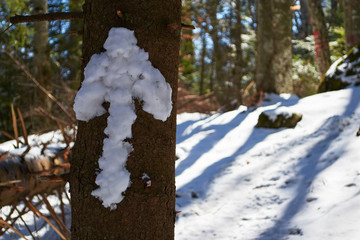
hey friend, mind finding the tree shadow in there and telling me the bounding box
[176,126,280,209]
[257,87,360,239]
[175,96,300,179]
[175,110,248,177]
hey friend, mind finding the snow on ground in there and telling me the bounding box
[1,86,360,239]
[175,86,360,240]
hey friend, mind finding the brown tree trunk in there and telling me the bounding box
[233,0,243,104]
[306,0,332,77]
[32,0,52,130]
[343,0,360,50]
[207,0,228,104]
[255,0,293,94]
[70,0,181,239]
[299,0,312,38]
[199,25,207,96]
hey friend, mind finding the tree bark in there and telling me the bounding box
[199,25,207,96]
[70,0,181,239]
[233,0,243,103]
[343,0,360,50]
[306,0,332,77]
[255,0,293,94]
[299,0,312,38]
[207,0,228,104]
[32,0,53,130]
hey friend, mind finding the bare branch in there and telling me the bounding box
[3,48,76,123]
[8,12,83,24]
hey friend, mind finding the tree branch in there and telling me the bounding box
[3,47,76,123]
[8,12,83,24]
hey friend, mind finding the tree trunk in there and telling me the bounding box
[299,0,312,38]
[199,25,207,96]
[306,0,332,77]
[207,0,228,104]
[272,0,293,93]
[233,0,243,103]
[343,0,360,50]
[32,0,52,129]
[255,0,293,94]
[70,0,181,239]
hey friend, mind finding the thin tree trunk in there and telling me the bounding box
[199,25,207,96]
[299,0,312,38]
[306,0,332,77]
[70,0,181,239]
[207,0,227,103]
[233,0,243,103]
[32,0,52,129]
[255,0,274,93]
[343,0,360,50]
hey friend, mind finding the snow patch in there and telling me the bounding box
[263,106,296,122]
[73,27,172,209]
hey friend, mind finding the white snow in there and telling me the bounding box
[175,86,360,240]
[262,106,299,122]
[2,86,360,239]
[73,27,172,209]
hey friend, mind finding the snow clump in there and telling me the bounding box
[73,27,172,209]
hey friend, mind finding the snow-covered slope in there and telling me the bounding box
[1,86,360,239]
[175,86,360,240]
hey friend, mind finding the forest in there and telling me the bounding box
[0,0,359,239]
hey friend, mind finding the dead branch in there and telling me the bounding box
[3,48,75,123]
[0,149,70,208]
[8,12,83,24]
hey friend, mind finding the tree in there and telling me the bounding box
[298,0,312,38]
[343,0,360,50]
[32,0,53,130]
[70,0,181,239]
[233,0,243,104]
[255,0,293,94]
[306,0,331,77]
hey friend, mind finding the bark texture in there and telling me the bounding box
[233,0,243,103]
[32,0,52,129]
[306,0,331,76]
[255,0,293,94]
[343,0,360,50]
[70,1,181,239]
[299,0,312,38]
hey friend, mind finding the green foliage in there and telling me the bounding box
[292,38,319,97]
[329,26,346,60]
[0,0,84,133]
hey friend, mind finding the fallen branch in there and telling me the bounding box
[0,148,70,208]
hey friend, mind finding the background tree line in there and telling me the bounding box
[0,0,359,136]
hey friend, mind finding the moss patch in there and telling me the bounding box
[318,43,360,93]
[256,112,302,129]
